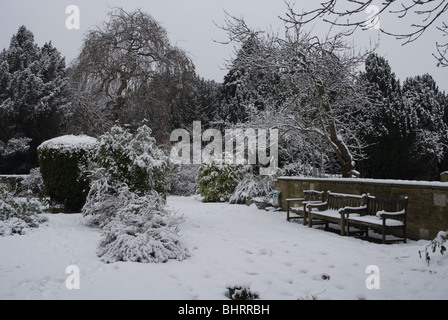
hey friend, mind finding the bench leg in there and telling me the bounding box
[340,218,346,236]
[403,226,407,244]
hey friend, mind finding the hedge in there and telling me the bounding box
[37,135,98,212]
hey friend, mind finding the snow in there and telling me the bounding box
[0,195,447,300]
[349,215,404,227]
[37,135,98,153]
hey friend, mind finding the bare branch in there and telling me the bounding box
[282,0,448,67]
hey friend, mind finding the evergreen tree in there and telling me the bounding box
[358,53,414,179]
[402,74,448,180]
[218,35,286,128]
[0,26,69,173]
[184,76,221,130]
[219,36,260,126]
[360,54,448,181]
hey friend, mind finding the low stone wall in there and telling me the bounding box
[275,176,448,241]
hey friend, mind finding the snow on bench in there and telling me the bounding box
[307,191,368,236]
[347,196,408,244]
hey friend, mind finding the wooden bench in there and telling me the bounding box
[286,190,325,225]
[347,195,408,244]
[307,191,367,236]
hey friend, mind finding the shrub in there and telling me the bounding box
[94,187,189,263]
[37,135,98,212]
[229,173,275,204]
[82,124,187,264]
[86,124,173,198]
[225,285,260,300]
[0,183,48,236]
[20,167,45,198]
[170,164,200,196]
[197,162,248,202]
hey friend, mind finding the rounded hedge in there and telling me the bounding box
[37,135,98,212]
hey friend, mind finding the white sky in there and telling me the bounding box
[0,0,447,92]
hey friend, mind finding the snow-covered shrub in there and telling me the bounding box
[225,285,260,300]
[95,187,189,263]
[170,164,200,196]
[0,183,48,236]
[20,167,45,197]
[419,230,447,265]
[0,137,32,157]
[82,124,187,264]
[197,162,248,202]
[87,124,173,198]
[229,173,275,204]
[37,135,98,212]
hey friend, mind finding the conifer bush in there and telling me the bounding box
[82,124,188,264]
[95,186,189,263]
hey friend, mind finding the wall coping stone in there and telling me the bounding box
[276,176,448,189]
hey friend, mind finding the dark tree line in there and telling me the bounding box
[358,53,448,180]
[0,10,222,174]
[1,7,447,181]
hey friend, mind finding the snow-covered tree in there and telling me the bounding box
[184,76,221,131]
[219,12,370,177]
[359,54,448,180]
[69,8,195,142]
[357,53,414,179]
[0,26,69,173]
[402,74,448,180]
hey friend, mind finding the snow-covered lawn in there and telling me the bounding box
[0,196,446,300]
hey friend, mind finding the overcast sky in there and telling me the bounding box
[0,0,447,92]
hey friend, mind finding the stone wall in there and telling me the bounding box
[275,177,448,241]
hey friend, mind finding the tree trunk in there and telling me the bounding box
[317,84,354,178]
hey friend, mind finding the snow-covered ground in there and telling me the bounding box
[0,196,446,300]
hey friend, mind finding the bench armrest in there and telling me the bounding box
[377,209,406,219]
[307,201,328,211]
[340,205,368,216]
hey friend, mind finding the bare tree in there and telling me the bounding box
[282,0,448,67]
[69,8,195,140]
[219,12,371,177]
